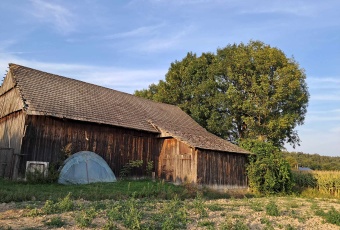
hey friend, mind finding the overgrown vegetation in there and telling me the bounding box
[119,160,154,179]
[240,139,293,194]
[312,203,340,226]
[1,179,340,229]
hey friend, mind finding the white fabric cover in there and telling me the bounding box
[58,151,116,184]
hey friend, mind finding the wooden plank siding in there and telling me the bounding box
[197,149,248,189]
[0,111,26,156]
[158,138,197,183]
[0,148,14,178]
[19,115,161,177]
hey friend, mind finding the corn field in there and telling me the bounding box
[312,171,340,197]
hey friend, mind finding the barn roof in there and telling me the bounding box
[3,63,250,154]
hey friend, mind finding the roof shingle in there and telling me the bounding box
[7,63,250,154]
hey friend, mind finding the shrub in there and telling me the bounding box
[240,139,293,194]
[120,160,144,179]
[292,171,317,189]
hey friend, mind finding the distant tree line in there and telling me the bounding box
[284,151,340,170]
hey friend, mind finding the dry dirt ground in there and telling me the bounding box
[0,197,340,229]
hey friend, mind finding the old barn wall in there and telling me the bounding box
[158,138,197,183]
[197,149,248,188]
[19,115,161,177]
[0,111,26,154]
[0,72,27,178]
[0,71,26,153]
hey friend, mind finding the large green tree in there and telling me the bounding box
[135,41,309,147]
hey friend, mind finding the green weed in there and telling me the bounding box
[158,195,188,229]
[42,192,74,214]
[25,208,41,217]
[44,216,66,228]
[75,207,97,228]
[220,218,249,230]
[249,200,263,211]
[207,203,224,211]
[285,224,297,230]
[314,206,340,226]
[265,201,280,216]
[198,220,215,229]
[260,218,274,230]
[193,192,208,218]
[121,195,142,229]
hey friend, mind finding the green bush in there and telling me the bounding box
[291,171,317,189]
[240,139,293,194]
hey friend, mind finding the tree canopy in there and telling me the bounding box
[135,41,309,148]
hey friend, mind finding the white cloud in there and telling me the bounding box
[133,28,193,53]
[311,95,340,101]
[239,2,317,17]
[103,24,165,40]
[306,115,340,122]
[308,77,340,86]
[307,77,340,101]
[29,0,76,34]
[0,56,166,94]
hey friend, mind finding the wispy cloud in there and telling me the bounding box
[308,77,340,84]
[29,0,76,34]
[0,57,166,94]
[103,24,165,40]
[134,27,193,53]
[239,2,317,17]
[307,77,340,101]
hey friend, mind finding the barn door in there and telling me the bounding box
[162,154,173,181]
[174,153,192,183]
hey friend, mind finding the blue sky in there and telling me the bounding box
[0,0,339,156]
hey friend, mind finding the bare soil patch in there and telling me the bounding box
[1,197,340,229]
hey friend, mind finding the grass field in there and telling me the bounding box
[1,179,340,229]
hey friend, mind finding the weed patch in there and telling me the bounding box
[265,201,280,216]
[75,207,97,228]
[314,206,340,226]
[44,216,66,228]
[193,192,208,217]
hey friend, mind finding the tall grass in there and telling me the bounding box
[0,179,185,203]
[293,170,340,198]
[313,171,340,197]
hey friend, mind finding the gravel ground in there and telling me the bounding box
[1,197,340,229]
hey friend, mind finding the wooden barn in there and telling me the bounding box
[0,64,250,188]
